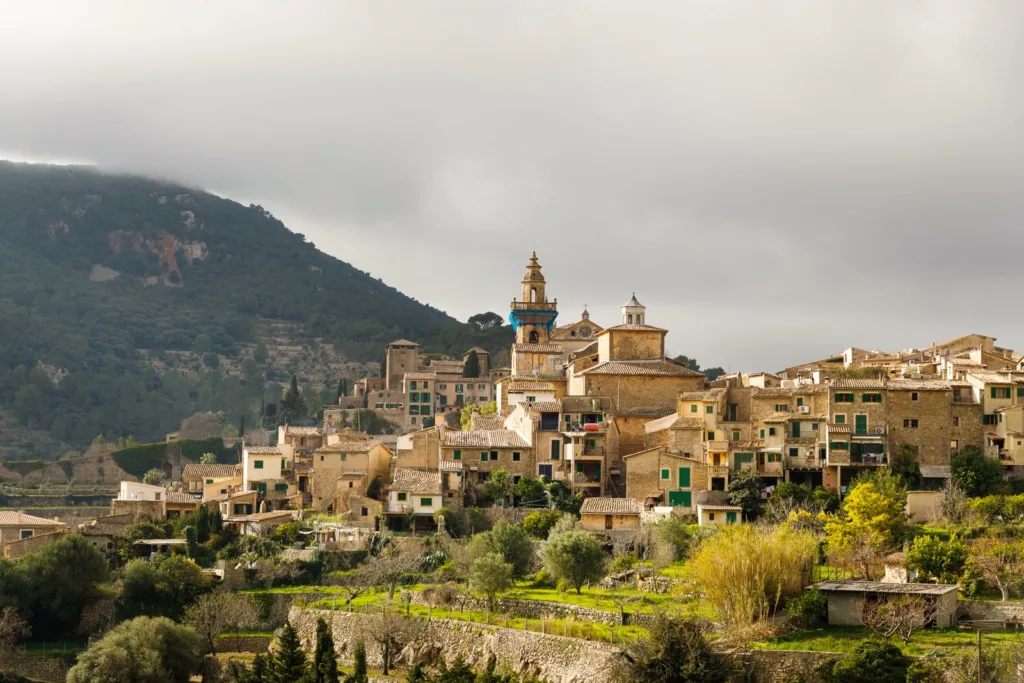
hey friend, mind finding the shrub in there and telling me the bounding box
[786,588,826,628]
[825,640,910,683]
[532,569,555,588]
[609,553,638,574]
[523,509,561,539]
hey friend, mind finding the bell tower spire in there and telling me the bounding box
[509,252,558,345]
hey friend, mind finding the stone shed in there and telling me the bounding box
[814,580,959,628]
[580,497,641,532]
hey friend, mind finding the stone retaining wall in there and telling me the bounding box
[737,649,838,683]
[0,652,72,683]
[289,607,625,683]
[213,635,272,653]
[407,589,659,627]
[958,599,1024,622]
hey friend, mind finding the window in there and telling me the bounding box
[1018,388,1024,398]
[690,405,697,413]
[950,440,958,452]
[254,460,264,469]
[397,492,407,501]
[759,429,765,438]
[862,393,882,403]
[275,483,287,491]
[796,397,804,407]
[732,431,740,441]
[281,459,285,470]
[440,384,447,390]
[361,507,368,516]
[789,447,799,457]
[953,417,960,427]
[19,529,32,540]
[911,392,919,401]
[768,427,776,436]
[707,431,715,441]
[705,405,713,414]
[811,423,819,431]
[513,451,521,461]
[709,513,715,521]
[834,414,846,424]
[481,452,489,461]
[792,422,801,438]
[206,479,214,484]
[479,384,486,390]
[991,387,1012,399]
[490,450,499,461]
[835,393,854,403]
[983,415,998,425]
[453,450,461,460]
[726,512,737,524]
[348,481,353,488]
[539,464,553,479]
[409,405,419,415]
[456,384,464,393]
[903,419,919,428]
[775,403,789,412]
[410,381,417,390]
[830,442,849,450]
[411,416,417,424]
[678,467,691,487]
[660,469,670,480]
[423,381,429,388]
[420,498,433,507]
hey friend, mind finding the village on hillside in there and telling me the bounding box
[5,252,1024,682]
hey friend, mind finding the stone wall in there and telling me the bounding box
[886,389,951,466]
[289,607,625,683]
[0,652,72,683]
[407,591,630,626]
[958,599,1024,622]
[737,649,838,683]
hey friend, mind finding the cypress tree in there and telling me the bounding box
[273,621,307,683]
[346,640,368,683]
[463,350,480,378]
[310,617,339,683]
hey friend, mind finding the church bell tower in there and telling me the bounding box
[509,252,558,344]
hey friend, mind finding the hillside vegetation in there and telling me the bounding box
[0,162,510,457]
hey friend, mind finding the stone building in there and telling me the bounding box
[439,428,533,485]
[0,510,66,546]
[579,497,641,536]
[311,437,392,514]
[623,447,706,511]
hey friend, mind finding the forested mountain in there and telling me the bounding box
[0,162,510,457]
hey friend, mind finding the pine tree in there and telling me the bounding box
[335,378,345,402]
[346,640,368,683]
[239,413,246,439]
[463,350,480,378]
[273,621,308,683]
[279,375,308,425]
[310,617,339,683]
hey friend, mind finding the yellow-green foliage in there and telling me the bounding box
[825,481,906,551]
[686,525,817,629]
[969,494,1024,523]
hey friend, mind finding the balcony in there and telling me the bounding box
[708,465,730,478]
[511,300,558,312]
[562,422,607,435]
[581,446,606,457]
[706,440,730,452]
[572,472,602,485]
[786,456,823,470]
[828,452,850,465]
[849,453,889,466]
[759,461,783,476]
[387,502,412,514]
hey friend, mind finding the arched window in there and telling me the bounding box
[627,314,633,324]
[531,287,537,303]
[529,330,539,343]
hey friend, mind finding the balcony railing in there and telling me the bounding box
[387,503,412,514]
[511,300,558,311]
[828,452,850,465]
[786,456,823,469]
[708,465,730,478]
[581,447,606,457]
[759,461,783,475]
[850,454,889,465]
[573,472,602,484]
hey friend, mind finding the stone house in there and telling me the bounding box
[623,447,706,512]
[384,467,445,532]
[241,445,288,495]
[77,513,134,559]
[181,463,238,495]
[311,437,392,514]
[3,529,66,560]
[884,379,954,468]
[696,503,742,526]
[813,580,958,628]
[0,511,67,546]
[223,509,297,537]
[580,497,642,534]
[395,426,443,469]
[439,428,533,486]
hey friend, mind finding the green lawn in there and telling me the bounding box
[754,625,1023,656]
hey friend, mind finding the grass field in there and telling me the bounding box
[754,625,1024,656]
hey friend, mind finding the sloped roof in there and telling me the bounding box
[828,424,852,434]
[389,467,442,494]
[814,580,957,596]
[763,412,791,423]
[513,343,564,354]
[507,380,560,392]
[182,463,238,479]
[598,323,668,334]
[0,511,66,527]
[387,339,420,347]
[579,360,703,377]
[751,387,796,398]
[580,497,642,515]
[470,413,506,430]
[646,414,706,433]
[245,446,281,455]
[561,396,613,413]
[619,407,675,417]
[830,379,886,389]
[284,426,323,436]
[679,388,727,402]
[441,429,530,449]
[886,379,952,391]
[316,440,376,454]
[523,401,562,413]
[166,491,200,504]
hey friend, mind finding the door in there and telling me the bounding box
[855,414,868,435]
[550,439,560,460]
[668,490,692,508]
[792,422,801,438]
[678,467,691,487]
[605,515,613,530]
[726,512,737,524]
[539,464,553,480]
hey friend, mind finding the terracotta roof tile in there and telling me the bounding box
[579,360,704,378]
[507,380,560,392]
[470,413,507,431]
[182,464,238,479]
[0,511,65,527]
[598,324,667,333]
[830,379,886,389]
[389,467,442,494]
[679,388,727,402]
[245,446,281,455]
[579,497,642,515]
[523,401,562,413]
[886,379,952,391]
[751,387,796,398]
[513,343,564,354]
[441,429,530,449]
[284,426,323,436]
[828,424,852,434]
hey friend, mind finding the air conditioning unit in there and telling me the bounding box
[874,427,885,435]
[799,406,810,414]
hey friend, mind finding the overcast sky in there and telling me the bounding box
[2,2,1023,372]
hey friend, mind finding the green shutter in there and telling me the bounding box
[481,452,488,461]
[992,387,998,398]
[678,467,690,487]
[726,512,737,524]
[681,491,692,507]
[690,405,697,413]
[660,468,669,480]
[453,450,461,460]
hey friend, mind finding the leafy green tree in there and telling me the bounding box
[513,475,546,505]
[826,640,910,683]
[199,452,218,465]
[311,616,340,683]
[469,553,514,611]
[143,468,163,485]
[726,469,764,520]
[479,521,534,580]
[620,616,731,683]
[825,478,907,578]
[468,312,504,330]
[19,533,108,637]
[813,486,841,513]
[652,517,694,563]
[272,621,307,682]
[905,535,968,583]
[769,482,812,506]
[463,350,480,378]
[486,469,514,506]
[952,445,1005,497]
[542,529,605,594]
[66,616,205,683]
[347,639,368,683]
[254,342,269,365]
[522,509,561,539]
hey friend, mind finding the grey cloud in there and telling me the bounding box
[2,1,1023,370]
